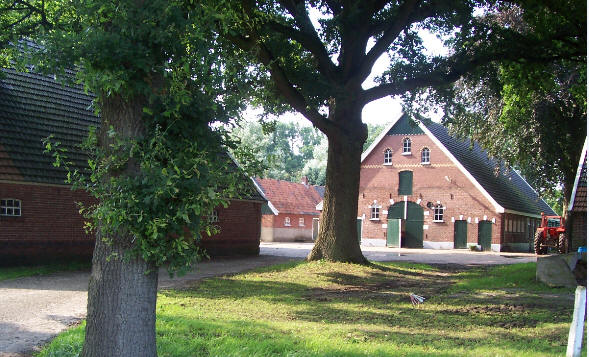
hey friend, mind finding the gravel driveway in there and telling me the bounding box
[0,243,535,356]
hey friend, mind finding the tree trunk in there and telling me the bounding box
[81,94,158,357]
[307,109,368,264]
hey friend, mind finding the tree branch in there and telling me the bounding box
[227,32,339,136]
[357,0,420,81]
[273,0,338,82]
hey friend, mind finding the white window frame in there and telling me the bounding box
[0,199,21,217]
[402,138,411,155]
[299,217,305,227]
[284,217,291,226]
[433,204,444,222]
[384,148,393,165]
[421,147,430,164]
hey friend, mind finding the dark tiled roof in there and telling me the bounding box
[0,68,98,184]
[254,178,322,215]
[423,120,556,216]
[387,114,424,135]
[0,67,266,202]
[313,185,325,199]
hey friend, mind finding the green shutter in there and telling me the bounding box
[398,171,413,195]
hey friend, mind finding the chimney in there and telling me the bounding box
[301,176,309,186]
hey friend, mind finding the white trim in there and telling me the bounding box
[418,121,505,214]
[383,163,393,166]
[568,137,588,211]
[503,209,541,219]
[361,113,404,163]
[401,152,411,156]
[316,200,323,211]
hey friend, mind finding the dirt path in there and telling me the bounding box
[0,255,294,357]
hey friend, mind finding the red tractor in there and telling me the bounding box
[534,213,568,255]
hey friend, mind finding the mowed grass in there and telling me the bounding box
[38,261,584,357]
[0,261,90,282]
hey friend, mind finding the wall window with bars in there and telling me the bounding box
[433,204,444,222]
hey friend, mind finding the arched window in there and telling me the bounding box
[284,217,291,226]
[402,138,411,154]
[433,204,445,222]
[421,147,430,164]
[384,148,392,164]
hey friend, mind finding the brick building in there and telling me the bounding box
[254,177,323,242]
[0,67,265,264]
[568,138,587,251]
[358,114,555,252]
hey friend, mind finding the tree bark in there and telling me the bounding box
[81,94,158,357]
[307,108,368,264]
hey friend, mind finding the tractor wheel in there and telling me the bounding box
[534,231,547,255]
[558,233,568,254]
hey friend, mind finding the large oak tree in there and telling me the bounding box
[217,0,585,263]
[1,1,257,355]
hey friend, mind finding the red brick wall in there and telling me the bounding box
[570,211,586,250]
[200,200,262,256]
[359,134,502,246]
[271,213,316,229]
[0,181,95,264]
[0,182,262,263]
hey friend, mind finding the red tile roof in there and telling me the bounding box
[255,178,323,215]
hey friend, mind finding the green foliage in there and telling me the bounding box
[232,120,326,185]
[0,261,90,282]
[38,261,580,356]
[3,0,262,274]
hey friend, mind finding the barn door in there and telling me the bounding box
[387,219,401,247]
[478,221,493,251]
[453,220,468,249]
[405,202,424,248]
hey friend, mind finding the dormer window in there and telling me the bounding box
[421,147,430,164]
[402,138,411,155]
[384,148,392,165]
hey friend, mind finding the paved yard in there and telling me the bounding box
[0,243,535,356]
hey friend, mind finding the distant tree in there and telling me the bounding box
[216,0,584,263]
[233,120,325,184]
[446,5,586,216]
[363,123,387,152]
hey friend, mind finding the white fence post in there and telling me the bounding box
[566,286,587,357]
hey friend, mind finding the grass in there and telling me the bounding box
[37,261,585,356]
[0,261,91,281]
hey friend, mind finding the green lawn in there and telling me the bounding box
[0,261,91,282]
[38,261,584,356]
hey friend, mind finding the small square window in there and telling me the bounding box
[299,218,305,226]
[0,198,21,217]
[370,206,380,220]
[284,217,291,226]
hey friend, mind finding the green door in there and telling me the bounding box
[387,219,401,247]
[356,218,362,243]
[453,220,468,249]
[478,221,493,251]
[388,202,423,248]
[405,202,424,248]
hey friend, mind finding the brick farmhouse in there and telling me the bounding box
[568,138,587,251]
[254,177,323,242]
[358,114,556,252]
[0,67,265,264]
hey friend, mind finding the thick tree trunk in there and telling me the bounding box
[81,94,158,357]
[307,109,368,264]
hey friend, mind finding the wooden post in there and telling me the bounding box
[566,286,586,357]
